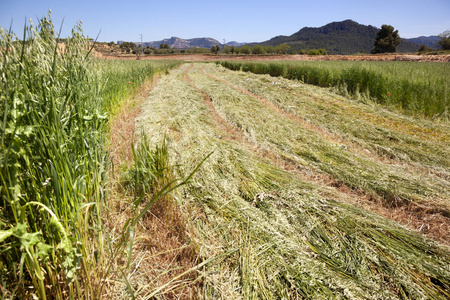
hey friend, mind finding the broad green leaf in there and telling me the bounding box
[0,229,13,242]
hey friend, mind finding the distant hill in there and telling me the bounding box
[118,37,222,49]
[144,37,221,48]
[405,36,440,49]
[225,41,247,47]
[254,20,419,54]
[116,20,433,54]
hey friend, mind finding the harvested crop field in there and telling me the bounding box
[132,63,450,299]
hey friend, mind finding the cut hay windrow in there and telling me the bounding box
[137,63,450,299]
[187,65,449,217]
[201,64,450,241]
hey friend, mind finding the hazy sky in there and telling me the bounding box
[1,0,449,43]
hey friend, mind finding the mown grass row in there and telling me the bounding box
[0,14,180,299]
[206,63,450,185]
[137,64,450,299]
[219,60,449,120]
[194,64,450,218]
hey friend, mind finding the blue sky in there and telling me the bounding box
[1,0,449,43]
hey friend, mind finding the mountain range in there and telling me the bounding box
[405,36,440,49]
[119,20,440,54]
[118,37,245,49]
[252,20,421,54]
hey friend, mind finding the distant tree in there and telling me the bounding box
[264,45,274,54]
[143,47,153,55]
[119,42,136,53]
[223,45,233,54]
[119,42,125,53]
[371,25,401,53]
[274,44,290,54]
[160,43,170,49]
[239,45,252,54]
[252,45,265,54]
[308,49,320,55]
[188,47,209,54]
[132,46,142,54]
[318,48,327,55]
[437,30,450,50]
[107,41,115,47]
[418,44,433,53]
[154,48,170,55]
[298,49,307,55]
[210,45,221,54]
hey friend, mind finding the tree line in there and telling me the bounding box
[106,42,328,56]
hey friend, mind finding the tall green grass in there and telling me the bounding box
[100,59,179,114]
[219,61,449,120]
[0,13,180,298]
